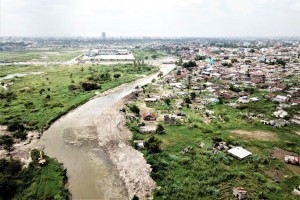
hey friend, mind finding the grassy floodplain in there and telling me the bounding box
[0,49,84,62]
[0,63,158,131]
[127,84,300,200]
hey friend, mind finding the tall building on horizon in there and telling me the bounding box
[102,32,106,39]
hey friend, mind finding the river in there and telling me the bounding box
[39,62,175,199]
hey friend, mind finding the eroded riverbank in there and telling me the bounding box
[39,60,176,199]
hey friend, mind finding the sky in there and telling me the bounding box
[1,0,300,37]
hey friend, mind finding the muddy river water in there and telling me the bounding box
[39,63,175,199]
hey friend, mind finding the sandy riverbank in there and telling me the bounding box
[94,95,156,199]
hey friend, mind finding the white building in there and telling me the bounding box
[228,147,252,160]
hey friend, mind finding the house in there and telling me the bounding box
[164,115,176,124]
[144,98,157,102]
[177,112,186,117]
[237,96,250,104]
[285,155,300,165]
[273,110,288,118]
[233,187,248,200]
[273,95,289,102]
[139,126,157,134]
[134,140,144,148]
[291,115,300,126]
[293,185,300,196]
[249,97,259,102]
[269,119,290,127]
[142,112,157,121]
[221,92,236,99]
[228,147,252,160]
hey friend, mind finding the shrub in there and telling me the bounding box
[184,98,192,104]
[129,104,140,115]
[7,122,25,132]
[254,172,267,183]
[81,82,101,91]
[114,74,121,79]
[156,124,165,134]
[0,135,15,154]
[164,98,171,106]
[68,84,78,91]
[12,130,27,140]
[190,92,196,100]
[238,171,247,179]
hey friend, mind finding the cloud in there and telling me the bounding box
[1,0,299,37]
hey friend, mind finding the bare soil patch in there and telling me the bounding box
[0,131,40,166]
[271,147,300,176]
[265,168,286,181]
[231,130,278,141]
[94,98,156,200]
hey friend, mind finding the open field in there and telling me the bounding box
[0,49,84,62]
[0,63,158,131]
[230,130,278,141]
[132,48,167,60]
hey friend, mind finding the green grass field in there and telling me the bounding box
[0,63,158,131]
[132,48,167,60]
[0,50,83,62]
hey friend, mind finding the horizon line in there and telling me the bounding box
[1,35,300,39]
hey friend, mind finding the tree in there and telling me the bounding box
[156,124,165,134]
[114,74,121,79]
[0,135,14,155]
[231,58,237,63]
[99,72,111,82]
[81,82,100,91]
[151,54,158,59]
[195,55,206,60]
[184,97,192,104]
[190,92,196,100]
[145,136,162,153]
[187,75,192,91]
[132,195,139,200]
[164,98,171,106]
[276,59,286,68]
[183,61,197,68]
[129,104,140,115]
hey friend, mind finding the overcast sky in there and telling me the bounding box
[1,0,300,37]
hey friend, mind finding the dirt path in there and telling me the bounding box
[94,97,156,200]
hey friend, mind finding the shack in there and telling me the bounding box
[228,147,252,160]
[233,187,248,200]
